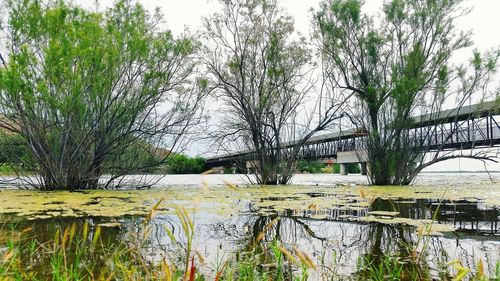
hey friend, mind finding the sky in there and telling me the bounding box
[78,0,500,171]
[75,0,500,49]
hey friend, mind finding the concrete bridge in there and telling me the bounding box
[207,101,500,175]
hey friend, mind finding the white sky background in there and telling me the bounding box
[79,0,500,171]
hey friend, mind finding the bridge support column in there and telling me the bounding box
[212,166,225,174]
[246,160,260,174]
[360,162,367,175]
[340,163,348,175]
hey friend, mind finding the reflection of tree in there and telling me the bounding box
[371,198,500,235]
[6,217,128,278]
[246,215,328,247]
[240,213,452,279]
[358,222,432,280]
[227,214,331,279]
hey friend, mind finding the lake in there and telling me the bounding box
[0,173,499,280]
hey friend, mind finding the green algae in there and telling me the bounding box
[365,184,500,206]
[0,182,498,232]
[367,211,400,216]
[357,216,455,235]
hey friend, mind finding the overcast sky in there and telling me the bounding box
[77,0,500,171]
[77,0,500,50]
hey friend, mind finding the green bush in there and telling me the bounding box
[0,133,32,173]
[330,163,362,174]
[297,161,362,174]
[296,160,325,173]
[321,165,335,173]
[166,154,207,174]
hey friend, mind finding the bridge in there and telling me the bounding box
[207,101,500,174]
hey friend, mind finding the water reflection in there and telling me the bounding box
[1,196,498,279]
[371,198,499,235]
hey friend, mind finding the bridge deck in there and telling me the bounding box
[412,101,499,126]
[207,101,500,166]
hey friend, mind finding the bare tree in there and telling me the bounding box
[314,0,499,185]
[0,0,205,190]
[202,0,348,185]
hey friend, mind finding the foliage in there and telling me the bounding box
[342,163,361,174]
[0,0,203,190]
[321,165,335,174]
[0,164,16,175]
[297,160,325,174]
[166,154,207,174]
[297,160,361,174]
[315,0,499,185]
[0,133,31,172]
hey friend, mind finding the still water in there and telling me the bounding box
[0,173,499,279]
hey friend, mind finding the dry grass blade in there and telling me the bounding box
[2,250,14,263]
[83,220,89,240]
[61,227,70,249]
[142,225,152,240]
[477,258,484,278]
[293,246,317,270]
[162,258,172,281]
[278,246,299,266]
[201,169,215,175]
[92,226,101,248]
[358,188,368,199]
[69,222,76,243]
[215,260,228,281]
[196,250,205,265]
[201,179,209,191]
[20,227,32,235]
[105,272,115,281]
[255,217,280,244]
[223,180,241,192]
[146,198,165,222]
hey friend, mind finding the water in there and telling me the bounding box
[0,173,499,279]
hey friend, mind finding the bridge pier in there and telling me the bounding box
[246,160,260,174]
[212,166,225,174]
[212,164,240,174]
[340,163,348,175]
[360,162,367,175]
[337,151,368,175]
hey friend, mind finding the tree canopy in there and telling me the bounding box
[0,0,204,190]
[315,0,499,185]
[203,0,348,184]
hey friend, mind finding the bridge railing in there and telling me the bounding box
[207,112,500,167]
[408,115,500,150]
